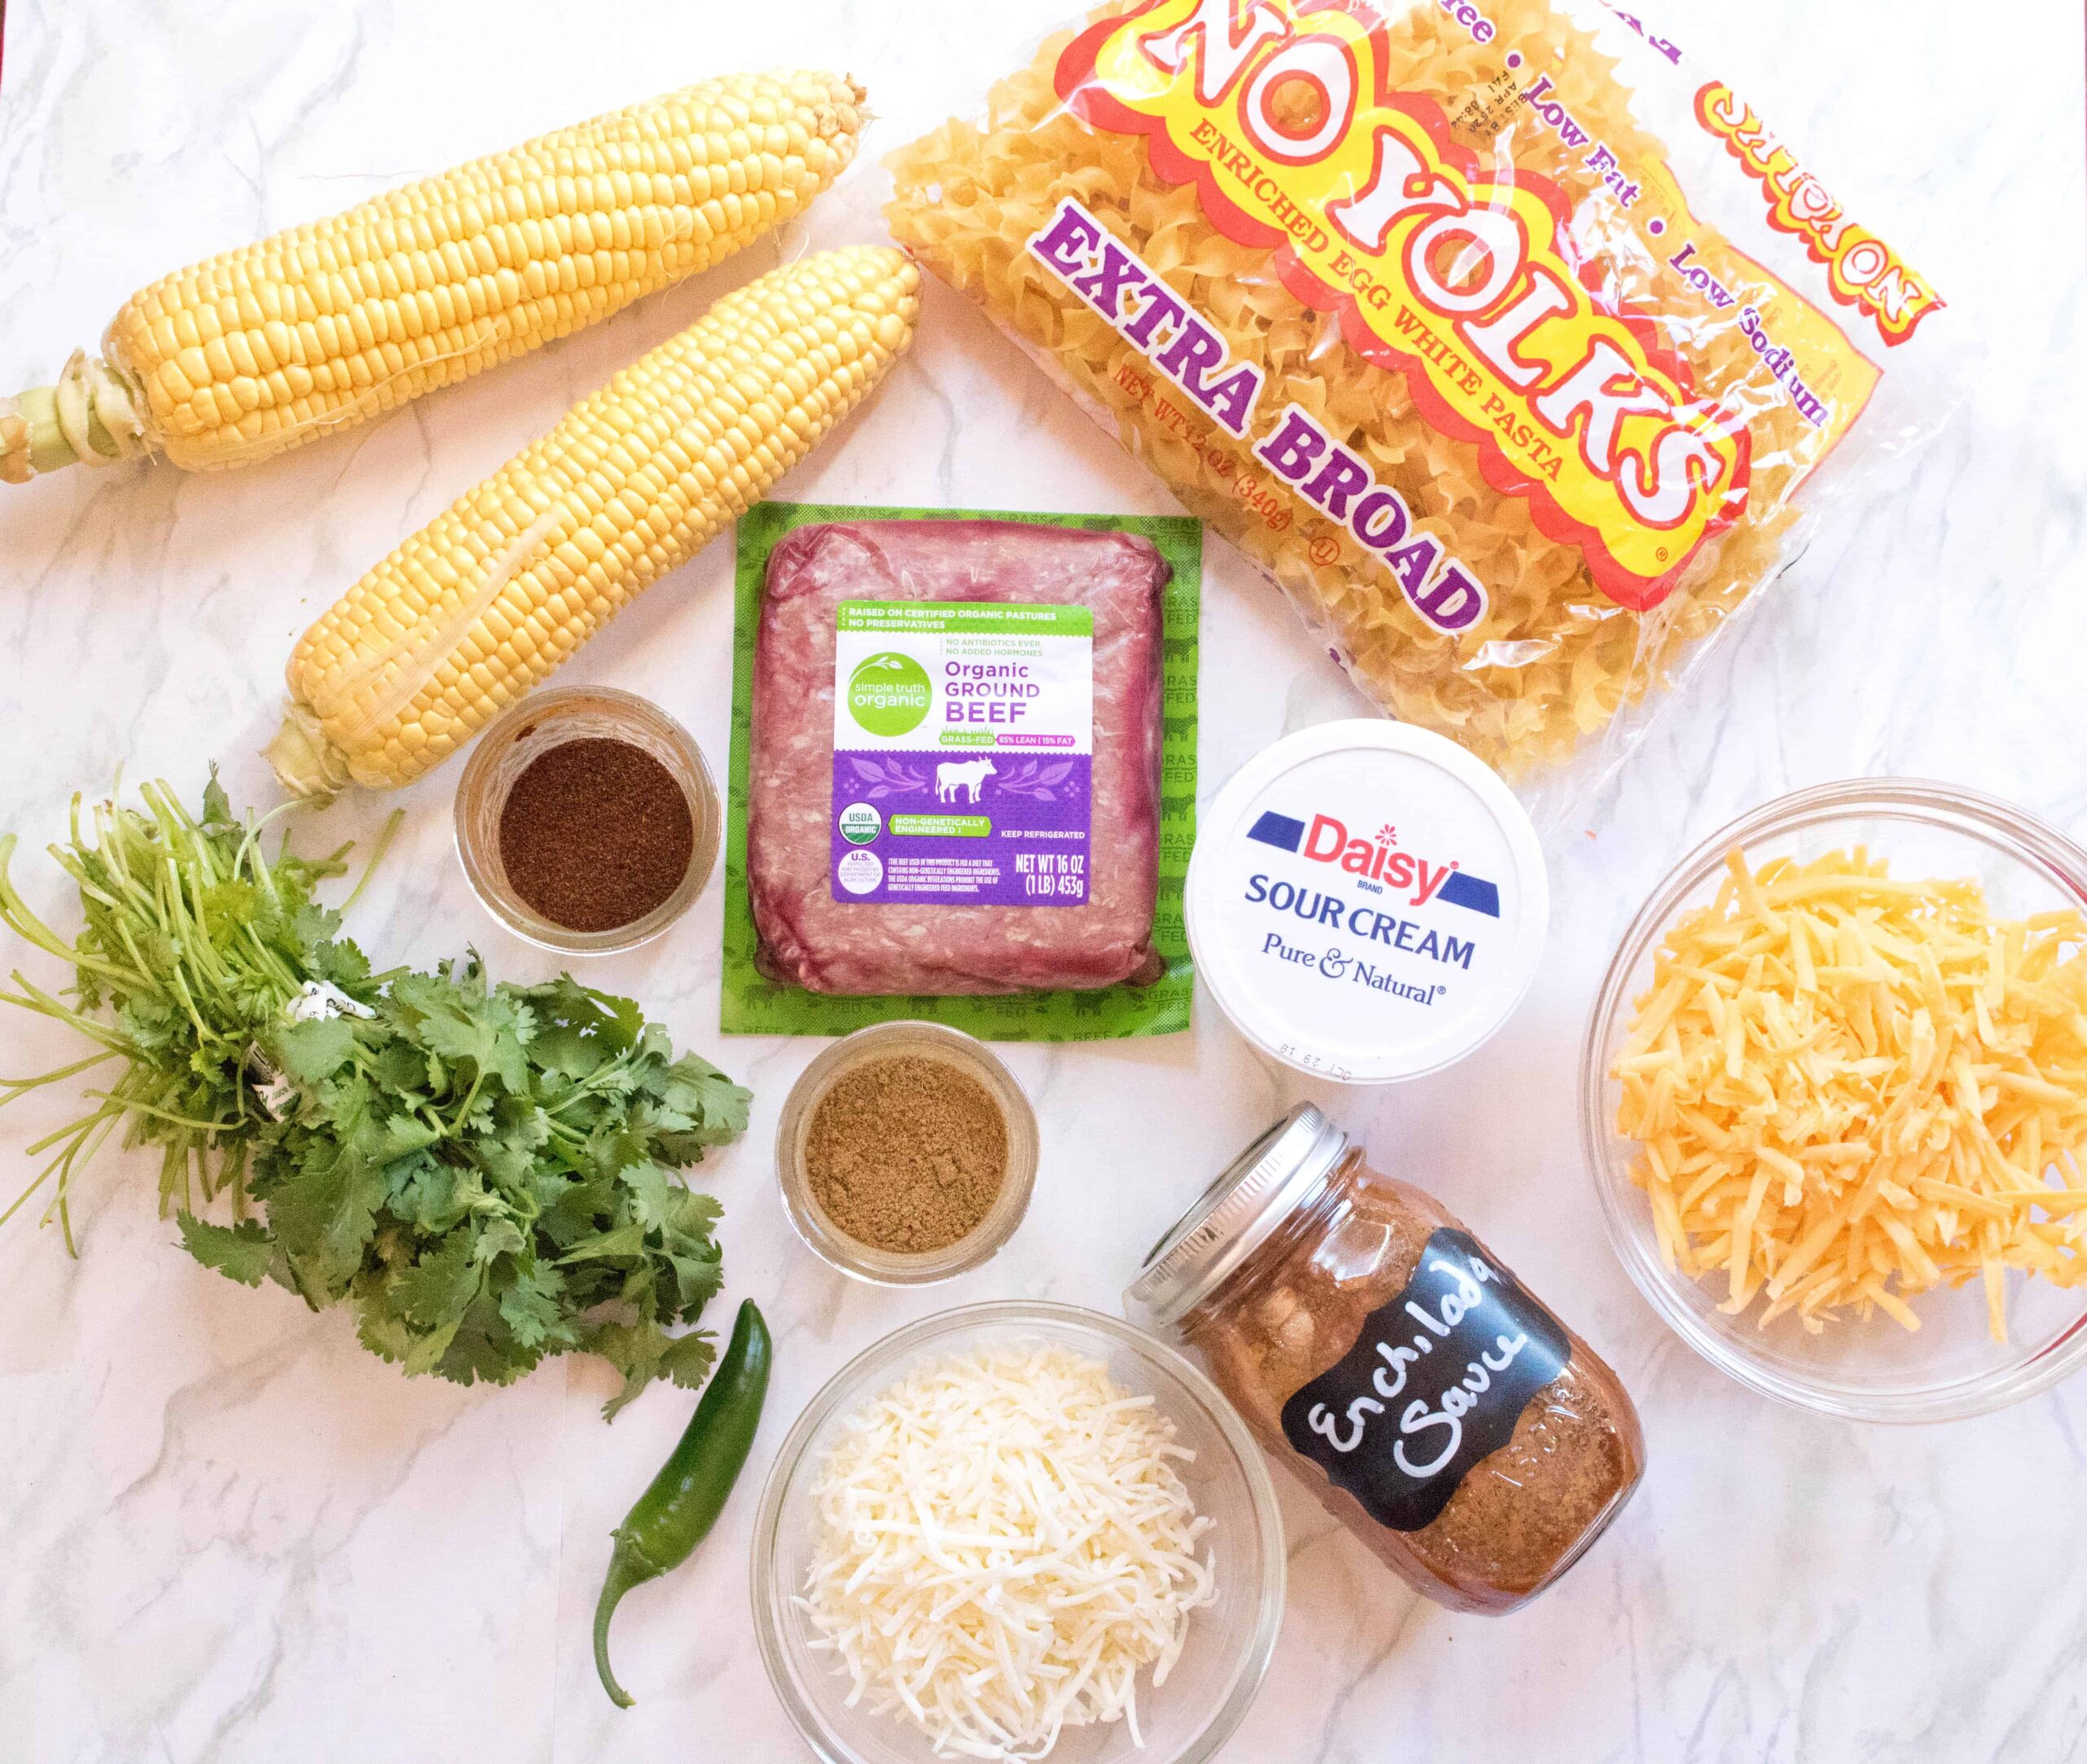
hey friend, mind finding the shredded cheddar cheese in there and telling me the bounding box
[799,1343,1215,1761]
[1613,847,2087,1340]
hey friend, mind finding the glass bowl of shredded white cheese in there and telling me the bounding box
[750,1302,1285,1764]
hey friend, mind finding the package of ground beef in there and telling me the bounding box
[887,0,1966,816]
[724,502,1202,1041]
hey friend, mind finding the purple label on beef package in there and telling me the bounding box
[831,599,1094,907]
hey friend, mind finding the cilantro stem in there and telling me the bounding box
[81,1091,240,1136]
[227,795,309,902]
[338,810,404,916]
[0,1134,73,1224]
[57,1110,121,1250]
[24,1100,123,1158]
[0,1048,117,1100]
[451,1069,488,1131]
[2,1100,115,1237]
[0,840,139,990]
[0,972,135,1052]
[161,863,234,1017]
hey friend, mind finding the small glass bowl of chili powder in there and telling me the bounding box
[455,686,720,955]
[776,1021,1040,1286]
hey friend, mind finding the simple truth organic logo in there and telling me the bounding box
[846,652,932,738]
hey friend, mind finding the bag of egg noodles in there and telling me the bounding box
[887,0,1965,815]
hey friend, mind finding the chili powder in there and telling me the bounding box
[498,737,695,933]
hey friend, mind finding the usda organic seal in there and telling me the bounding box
[837,802,883,846]
[1185,721,1548,1083]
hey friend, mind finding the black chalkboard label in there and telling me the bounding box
[1278,1228,1572,1533]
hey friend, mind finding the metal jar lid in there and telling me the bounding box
[1127,1105,1352,1327]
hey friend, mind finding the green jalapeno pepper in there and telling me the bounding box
[593,1299,773,1708]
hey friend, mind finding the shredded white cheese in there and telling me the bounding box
[798,1342,1216,1761]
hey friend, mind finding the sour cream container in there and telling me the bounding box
[1185,721,1548,1083]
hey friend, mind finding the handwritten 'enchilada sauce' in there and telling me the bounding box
[1145,1108,1642,1613]
[1275,1226,1573,1535]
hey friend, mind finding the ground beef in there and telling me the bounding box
[748,520,1168,994]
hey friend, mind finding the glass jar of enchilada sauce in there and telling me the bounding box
[1129,1107,1644,1614]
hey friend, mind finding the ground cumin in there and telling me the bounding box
[497,737,694,933]
[805,1056,1008,1254]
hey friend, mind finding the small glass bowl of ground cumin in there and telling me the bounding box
[454,686,720,955]
[776,1021,1039,1285]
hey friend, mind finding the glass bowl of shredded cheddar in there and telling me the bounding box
[1582,781,2087,1422]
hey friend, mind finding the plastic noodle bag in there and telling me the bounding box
[887,0,1967,818]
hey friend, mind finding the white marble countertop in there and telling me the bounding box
[2,2,2083,1759]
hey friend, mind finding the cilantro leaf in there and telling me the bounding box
[299,923,371,990]
[620,1159,680,1230]
[354,1297,417,1368]
[661,1242,723,1314]
[558,1220,651,1263]
[523,977,645,1079]
[583,1317,669,1421]
[472,1215,527,1264]
[385,1154,474,1237]
[177,1213,276,1287]
[273,1016,358,1088]
[665,1189,725,1242]
[657,1058,753,1144]
[376,1113,442,1160]
[495,1260,574,1352]
[263,1136,386,1296]
[437,1291,537,1387]
[395,1235,483,1331]
[368,1041,432,1100]
[587,1322,719,1419]
[660,1329,717,1389]
[390,970,533,1094]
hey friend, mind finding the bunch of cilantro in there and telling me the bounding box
[0,778,749,1418]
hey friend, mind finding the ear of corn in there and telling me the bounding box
[0,71,867,483]
[266,245,920,797]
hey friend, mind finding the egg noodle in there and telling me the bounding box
[888,0,1960,805]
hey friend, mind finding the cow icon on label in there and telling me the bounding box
[936,759,997,805]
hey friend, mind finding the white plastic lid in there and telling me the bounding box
[1186,721,1548,1083]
